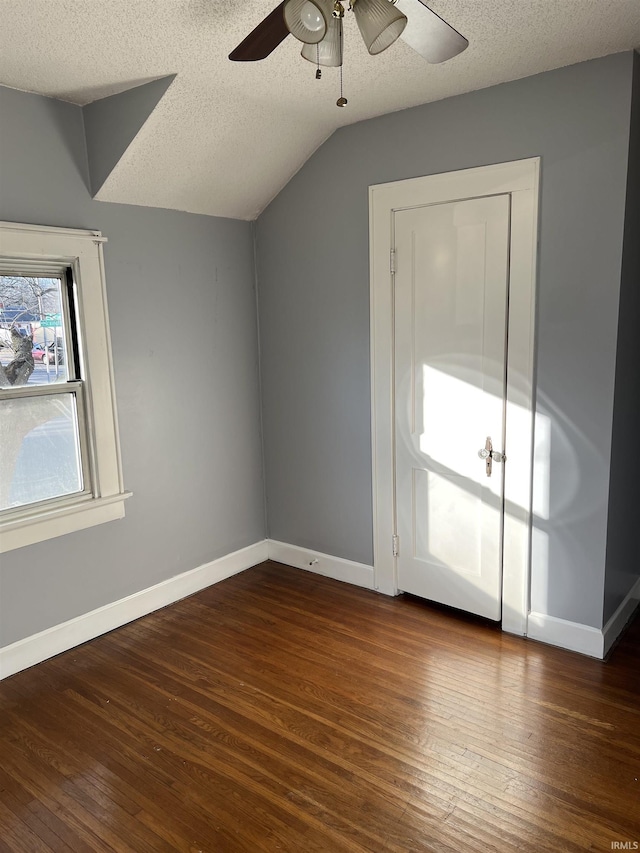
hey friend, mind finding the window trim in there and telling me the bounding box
[0,221,131,553]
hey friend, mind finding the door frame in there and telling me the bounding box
[369,158,540,636]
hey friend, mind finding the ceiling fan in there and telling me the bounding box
[229,0,468,106]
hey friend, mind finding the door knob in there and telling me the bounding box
[477,437,505,477]
[478,436,493,477]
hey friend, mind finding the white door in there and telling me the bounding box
[394,194,510,620]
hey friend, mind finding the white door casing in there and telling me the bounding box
[394,195,510,620]
[369,158,540,636]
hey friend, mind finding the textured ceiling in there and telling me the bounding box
[1,0,639,220]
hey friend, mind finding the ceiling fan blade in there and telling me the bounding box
[395,0,468,64]
[229,1,290,61]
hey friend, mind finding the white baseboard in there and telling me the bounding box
[0,540,269,681]
[267,539,375,590]
[602,576,640,657]
[527,611,604,659]
[6,535,632,679]
[527,576,640,660]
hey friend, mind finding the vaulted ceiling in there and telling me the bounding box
[1,1,639,220]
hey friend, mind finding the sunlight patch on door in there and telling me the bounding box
[418,364,493,488]
[417,363,553,517]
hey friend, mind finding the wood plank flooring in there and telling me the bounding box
[0,560,638,852]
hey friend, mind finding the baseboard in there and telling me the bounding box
[527,611,604,659]
[267,539,375,590]
[7,536,628,679]
[602,576,640,658]
[0,540,269,680]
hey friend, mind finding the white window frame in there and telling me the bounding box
[0,221,131,553]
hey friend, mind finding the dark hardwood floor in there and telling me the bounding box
[0,560,638,852]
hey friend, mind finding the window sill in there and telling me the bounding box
[0,491,133,553]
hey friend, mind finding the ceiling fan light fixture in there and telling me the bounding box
[300,13,343,66]
[353,0,407,55]
[283,0,331,44]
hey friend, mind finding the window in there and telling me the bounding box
[0,222,130,552]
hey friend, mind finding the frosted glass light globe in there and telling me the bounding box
[300,0,324,32]
[283,0,328,45]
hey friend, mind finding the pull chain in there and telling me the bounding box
[315,44,321,79]
[336,20,347,107]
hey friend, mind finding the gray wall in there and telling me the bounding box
[83,75,176,195]
[256,52,635,629]
[604,51,640,624]
[0,86,265,648]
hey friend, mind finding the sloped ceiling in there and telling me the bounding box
[1,0,639,220]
